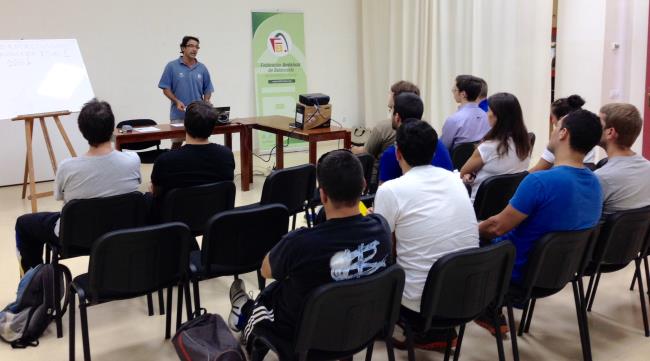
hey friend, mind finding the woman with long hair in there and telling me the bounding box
[460,92,532,201]
[529,94,596,172]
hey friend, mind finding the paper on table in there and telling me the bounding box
[133,126,159,133]
[170,123,184,127]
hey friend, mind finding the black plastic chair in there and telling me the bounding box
[255,164,315,229]
[160,181,236,236]
[451,142,478,171]
[250,264,405,361]
[473,172,528,221]
[583,207,650,336]
[400,242,515,361]
[528,132,536,148]
[504,228,596,361]
[189,204,290,313]
[356,152,375,195]
[116,119,168,163]
[49,192,147,338]
[68,223,192,361]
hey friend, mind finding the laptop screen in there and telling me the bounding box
[214,106,230,124]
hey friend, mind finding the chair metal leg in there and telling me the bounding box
[79,302,91,361]
[524,299,536,333]
[158,289,165,315]
[146,293,154,316]
[645,256,650,296]
[53,257,63,338]
[453,324,466,361]
[184,283,192,321]
[493,309,506,361]
[256,269,266,291]
[364,341,374,361]
[385,335,396,361]
[635,259,650,337]
[507,303,520,361]
[403,322,416,361]
[165,287,173,339]
[292,214,297,230]
[176,285,184,331]
[517,300,529,336]
[443,328,453,361]
[192,279,201,313]
[69,288,76,361]
[577,277,592,360]
[587,272,602,312]
[572,281,591,361]
[630,272,638,291]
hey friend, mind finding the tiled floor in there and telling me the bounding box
[1,142,649,360]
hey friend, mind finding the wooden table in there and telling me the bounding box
[237,115,351,169]
[113,123,252,191]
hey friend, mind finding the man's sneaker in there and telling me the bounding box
[474,313,509,337]
[228,279,250,332]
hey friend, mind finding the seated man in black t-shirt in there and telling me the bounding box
[148,101,235,216]
[228,150,392,352]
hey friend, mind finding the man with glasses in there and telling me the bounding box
[159,35,214,148]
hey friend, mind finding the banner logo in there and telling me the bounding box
[267,31,291,57]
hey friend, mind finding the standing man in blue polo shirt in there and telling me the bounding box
[159,35,214,149]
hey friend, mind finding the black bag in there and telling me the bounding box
[0,263,71,348]
[172,311,245,361]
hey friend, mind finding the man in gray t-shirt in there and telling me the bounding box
[595,103,650,215]
[15,99,141,276]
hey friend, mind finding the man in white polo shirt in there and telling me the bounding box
[374,119,478,350]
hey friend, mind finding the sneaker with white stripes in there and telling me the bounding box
[228,279,250,331]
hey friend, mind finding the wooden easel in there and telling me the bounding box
[11,111,76,212]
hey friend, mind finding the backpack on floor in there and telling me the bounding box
[0,263,71,348]
[172,311,245,361]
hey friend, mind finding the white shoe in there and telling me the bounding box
[228,279,249,331]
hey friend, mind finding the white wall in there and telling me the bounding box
[556,0,649,155]
[0,0,362,186]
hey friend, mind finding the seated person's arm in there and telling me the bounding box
[529,158,553,173]
[150,183,162,197]
[460,148,484,183]
[261,253,273,279]
[479,205,528,239]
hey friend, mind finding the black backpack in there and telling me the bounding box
[0,263,71,348]
[172,311,245,361]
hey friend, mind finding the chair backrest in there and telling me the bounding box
[591,206,650,266]
[420,242,515,327]
[473,171,528,220]
[161,181,236,236]
[88,222,192,301]
[201,204,290,272]
[451,142,477,170]
[521,228,594,295]
[355,153,374,194]
[294,265,405,355]
[528,132,536,148]
[116,119,160,150]
[59,192,147,258]
[595,157,608,169]
[260,164,316,215]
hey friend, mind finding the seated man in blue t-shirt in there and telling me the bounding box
[378,93,453,184]
[476,109,603,336]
